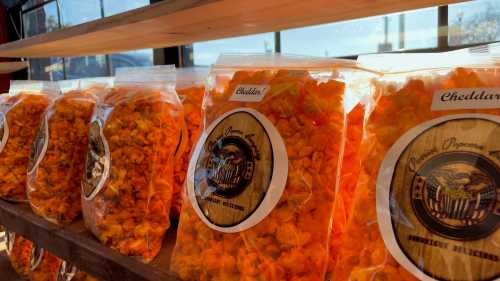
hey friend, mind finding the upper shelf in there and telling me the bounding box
[0,0,465,58]
[0,61,28,74]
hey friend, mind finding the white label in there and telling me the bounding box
[230,85,269,102]
[58,261,78,281]
[6,231,15,255]
[432,88,500,110]
[82,119,111,201]
[28,114,49,175]
[187,108,288,233]
[30,246,44,271]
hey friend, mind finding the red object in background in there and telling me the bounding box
[0,5,11,93]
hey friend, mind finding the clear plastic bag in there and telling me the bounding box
[0,81,58,201]
[28,244,62,281]
[27,81,98,224]
[81,66,183,262]
[6,231,33,279]
[333,49,500,281]
[171,67,207,218]
[170,54,357,281]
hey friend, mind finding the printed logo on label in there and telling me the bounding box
[28,115,49,174]
[0,112,8,153]
[82,119,110,200]
[188,108,288,233]
[432,88,500,110]
[30,246,44,271]
[57,261,78,281]
[377,114,500,281]
[230,85,269,102]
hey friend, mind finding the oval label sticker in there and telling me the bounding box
[30,245,45,271]
[28,114,49,175]
[0,112,9,153]
[82,119,110,200]
[188,108,288,233]
[377,114,500,281]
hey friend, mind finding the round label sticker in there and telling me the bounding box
[0,112,8,152]
[188,108,288,233]
[28,114,49,174]
[377,114,500,281]
[82,119,110,200]
[57,261,78,281]
[30,245,44,271]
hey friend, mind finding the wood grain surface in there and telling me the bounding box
[0,200,181,281]
[0,0,466,58]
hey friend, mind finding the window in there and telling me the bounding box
[21,0,153,80]
[22,1,59,37]
[281,7,437,57]
[193,33,275,66]
[110,49,154,75]
[448,0,500,46]
[103,0,150,16]
[59,0,101,27]
[22,0,50,11]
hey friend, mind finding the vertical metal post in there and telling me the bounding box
[55,0,66,80]
[275,31,281,53]
[99,0,113,75]
[438,5,449,49]
[399,13,405,49]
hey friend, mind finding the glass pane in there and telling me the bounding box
[22,1,59,37]
[22,0,49,11]
[193,33,275,66]
[109,49,154,75]
[59,0,101,27]
[103,0,150,16]
[281,7,437,57]
[64,56,108,79]
[449,0,500,46]
[29,57,64,81]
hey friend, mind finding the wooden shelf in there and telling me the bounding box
[0,61,28,74]
[0,252,23,281]
[0,0,465,58]
[0,200,180,281]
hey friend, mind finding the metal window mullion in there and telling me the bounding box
[438,5,449,50]
[275,31,281,53]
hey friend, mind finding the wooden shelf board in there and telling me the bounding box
[0,61,28,74]
[0,0,466,58]
[0,251,24,281]
[0,200,180,281]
